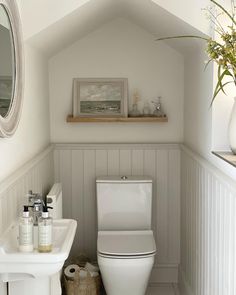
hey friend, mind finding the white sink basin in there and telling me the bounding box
[0,219,77,281]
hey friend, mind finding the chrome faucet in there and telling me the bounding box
[27,190,45,225]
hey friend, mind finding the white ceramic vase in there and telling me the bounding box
[228,97,236,154]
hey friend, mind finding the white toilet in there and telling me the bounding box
[96,176,156,295]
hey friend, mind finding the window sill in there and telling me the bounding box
[212,151,236,168]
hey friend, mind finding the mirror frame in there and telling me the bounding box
[0,0,24,137]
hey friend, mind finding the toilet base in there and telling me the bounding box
[98,255,155,295]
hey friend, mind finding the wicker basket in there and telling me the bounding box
[64,267,101,295]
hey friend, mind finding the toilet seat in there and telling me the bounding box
[97,230,156,259]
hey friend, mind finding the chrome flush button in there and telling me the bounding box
[121,176,128,180]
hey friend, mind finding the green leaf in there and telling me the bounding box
[210,0,236,27]
[211,81,234,106]
[224,70,234,76]
[212,66,224,97]
[204,59,212,71]
[156,35,226,50]
[217,65,227,95]
[156,35,209,41]
[214,66,233,97]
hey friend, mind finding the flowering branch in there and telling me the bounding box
[156,0,236,105]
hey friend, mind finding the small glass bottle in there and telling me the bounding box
[143,102,151,116]
[129,90,141,117]
[38,206,53,253]
[129,103,140,117]
[153,96,165,117]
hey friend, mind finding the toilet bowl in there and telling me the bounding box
[96,176,156,295]
[97,230,156,295]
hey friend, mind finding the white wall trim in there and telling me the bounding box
[181,144,236,193]
[0,144,53,195]
[54,143,180,150]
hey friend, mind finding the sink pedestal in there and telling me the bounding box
[9,274,61,295]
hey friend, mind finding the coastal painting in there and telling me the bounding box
[73,78,128,117]
[0,76,13,117]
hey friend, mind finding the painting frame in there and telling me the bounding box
[72,78,128,118]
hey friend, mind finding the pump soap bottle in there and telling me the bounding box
[19,206,34,252]
[38,206,53,253]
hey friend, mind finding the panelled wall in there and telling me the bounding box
[54,143,180,283]
[0,146,54,235]
[180,146,236,295]
[0,145,54,294]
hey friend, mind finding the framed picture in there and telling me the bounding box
[73,78,128,117]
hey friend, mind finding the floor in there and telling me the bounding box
[63,258,180,294]
[99,284,180,295]
[63,277,180,295]
[146,283,179,295]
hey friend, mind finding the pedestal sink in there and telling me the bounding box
[0,219,77,295]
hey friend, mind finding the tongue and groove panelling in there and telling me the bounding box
[53,143,180,283]
[180,146,236,295]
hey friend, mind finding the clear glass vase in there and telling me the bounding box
[129,103,140,117]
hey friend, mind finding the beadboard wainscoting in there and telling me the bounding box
[0,145,54,235]
[180,145,236,295]
[54,143,181,283]
[0,145,54,294]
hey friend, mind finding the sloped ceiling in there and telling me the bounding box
[25,0,209,57]
[20,0,91,40]
[26,0,120,57]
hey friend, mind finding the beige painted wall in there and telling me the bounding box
[0,44,50,181]
[184,46,213,158]
[0,0,51,181]
[49,18,184,143]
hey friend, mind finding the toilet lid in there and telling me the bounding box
[97,230,156,256]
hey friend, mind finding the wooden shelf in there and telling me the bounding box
[67,115,168,123]
[212,151,236,168]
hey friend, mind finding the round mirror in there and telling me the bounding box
[0,4,15,118]
[0,0,23,137]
